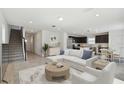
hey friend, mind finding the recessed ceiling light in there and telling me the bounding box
[96,14,100,17]
[58,17,63,21]
[29,21,32,23]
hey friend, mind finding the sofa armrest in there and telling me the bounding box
[84,66,103,77]
[86,56,99,67]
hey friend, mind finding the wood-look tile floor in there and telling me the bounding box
[2,52,46,84]
[1,52,124,84]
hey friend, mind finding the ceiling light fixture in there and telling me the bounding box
[96,14,100,17]
[29,21,32,23]
[58,17,63,21]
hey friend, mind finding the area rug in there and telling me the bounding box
[116,73,124,81]
[19,65,82,84]
[19,65,124,84]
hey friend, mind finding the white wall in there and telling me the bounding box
[0,10,10,44]
[0,10,10,81]
[34,31,42,56]
[0,11,3,45]
[41,30,61,46]
[0,11,2,81]
[41,30,67,49]
[0,25,2,45]
[109,29,124,57]
[33,30,67,56]
[61,32,68,49]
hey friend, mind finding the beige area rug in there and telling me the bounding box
[19,65,124,84]
[19,65,82,84]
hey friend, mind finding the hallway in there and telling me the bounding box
[26,52,43,63]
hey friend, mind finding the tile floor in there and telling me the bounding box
[1,52,124,84]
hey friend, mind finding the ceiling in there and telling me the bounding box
[2,8,124,35]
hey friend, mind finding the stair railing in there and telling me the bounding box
[22,37,27,61]
[20,27,27,61]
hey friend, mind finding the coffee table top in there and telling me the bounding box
[45,63,69,73]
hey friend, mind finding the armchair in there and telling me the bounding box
[72,62,116,84]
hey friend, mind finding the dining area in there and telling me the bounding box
[99,48,124,63]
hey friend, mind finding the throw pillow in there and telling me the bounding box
[60,49,64,55]
[82,50,92,60]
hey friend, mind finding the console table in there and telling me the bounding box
[48,47,60,56]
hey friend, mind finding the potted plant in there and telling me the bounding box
[42,43,49,57]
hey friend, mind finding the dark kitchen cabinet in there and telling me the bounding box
[82,37,87,43]
[82,37,85,43]
[95,34,108,43]
[68,36,87,43]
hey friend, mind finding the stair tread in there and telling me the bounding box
[2,29,24,63]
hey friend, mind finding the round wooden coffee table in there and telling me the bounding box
[45,63,70,81]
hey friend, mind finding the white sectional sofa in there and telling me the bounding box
[72,62,116,84]
[46,49,98,71]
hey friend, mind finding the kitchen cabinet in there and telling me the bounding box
[68,36,87,43]
[95,34,108,43]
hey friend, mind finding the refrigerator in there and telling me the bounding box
[67,38,73,49]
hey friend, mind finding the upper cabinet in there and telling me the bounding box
[69,33,108,44]
[68,36,87,43]
[82,37,87,43]
[95,34,108,43]
[74,37,87,43]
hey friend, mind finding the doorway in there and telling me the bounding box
[25,33,34,53]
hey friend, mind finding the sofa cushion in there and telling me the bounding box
[64,56,86,66]
[64,49,70,56]
[82,50,92,60]
[79,72,97,82]
[69,49,82,58]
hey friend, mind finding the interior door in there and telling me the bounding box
[26,33,34,53]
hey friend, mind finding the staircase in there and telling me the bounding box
[8,29,24,62]
[2,44,9,79]
[2,28,24,81]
